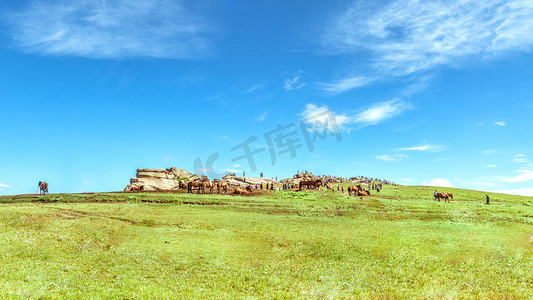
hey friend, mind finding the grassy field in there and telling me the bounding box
[1,186,532,299]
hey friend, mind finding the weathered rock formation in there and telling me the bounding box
[222,173,278,188]
[280,172,345,185]
[280,172,319,185]
[124,167,192,191]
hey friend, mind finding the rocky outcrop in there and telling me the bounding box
[280,172,319,185]
[222,173,278,188]
[280,172,346,185]
[124,167,192,191]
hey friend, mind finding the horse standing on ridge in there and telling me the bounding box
[38,181,48,195]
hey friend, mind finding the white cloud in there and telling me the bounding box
[512,154,528,163]
[319,76,373,93]
[399,144,444,152]
[376,154,407,162]
[486,164,498,168]
[323,0,533,91]
[352,99,409,126]
[256,110,270,123]
[0,182,13,190]
[6,0,212,59]
[300,100,408,132]
[422,178,455,188]
[494,121,506,126]
[301,104,349,133]
[283,71,306,91]
[496,188,533,197]
[503,170,533,182]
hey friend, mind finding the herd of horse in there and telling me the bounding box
[298,179,371,196]
[36,179,454,202]
[187,176,231,194]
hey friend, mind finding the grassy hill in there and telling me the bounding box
[1,186,532,298]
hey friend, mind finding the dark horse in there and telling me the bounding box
[299,179,323,191]
[38,181,49,195]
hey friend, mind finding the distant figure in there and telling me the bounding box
[38,181,48,195]
[260,173,263,178]
[486,194,490,205]
[243,171,245,177]
[434,190,438,200]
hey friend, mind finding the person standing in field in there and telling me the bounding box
[486,194,490,204]
[434,190,438,200]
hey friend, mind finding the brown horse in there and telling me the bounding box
[39,181,48,195]
[214,179,229,194]
[234,187,248,194]
[187,179,202,193]
[325,184,335,193]
[357,189,370,196]
[130,185,145,192]
[348,185,359,196]
[436,192,452,202]
[299,179,323,191]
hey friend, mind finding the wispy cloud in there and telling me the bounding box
[486,164,498,168]
[283,70,305,91]
[319,76,373,94]
[0,182,13,190]
[376,154,407,162]
[243,84,266,94]
[256,110,270,123]
[301,100,408,132]
[494,121,506,126]
[399,144,444,152]
[6,0,212,59]
[482,149,498,154]
[353,99,410,126]
[301,104,350,133]
[322,0,533,92]
[503,170,533,182]
[422,178,455,188]
[512,154,528,163]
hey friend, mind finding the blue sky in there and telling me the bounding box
[1,0,533,196]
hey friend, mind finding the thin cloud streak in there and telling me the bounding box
[319,76,373,94]
[0,182,13,189]
[6,0,212,59]
[399,144,444,152]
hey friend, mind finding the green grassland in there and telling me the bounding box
[1,186,532,299]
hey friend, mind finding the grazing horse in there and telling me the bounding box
[299,179,323,191]
[436,192,451,202]
[325,184,335,193]
[39,181,48,195]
